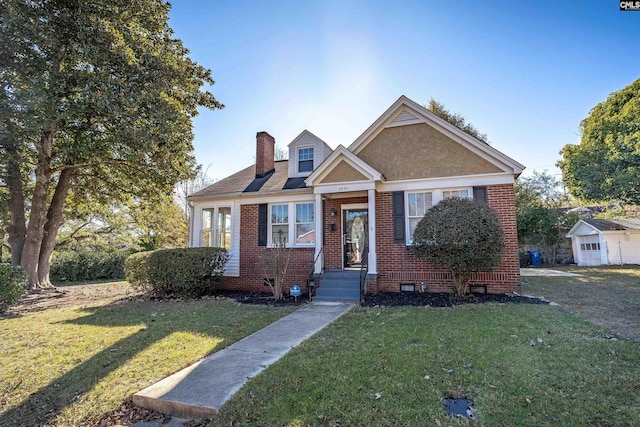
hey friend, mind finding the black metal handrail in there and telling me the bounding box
[308,246,323,301]
[359,246,368,303]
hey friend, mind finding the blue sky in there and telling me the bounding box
[168,1,640,182]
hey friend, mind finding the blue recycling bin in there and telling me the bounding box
[529,249,542,266]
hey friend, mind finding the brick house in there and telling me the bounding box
[188,96,524,300]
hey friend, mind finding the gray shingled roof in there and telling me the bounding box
[188,160,310,200]
[583,218,640,232]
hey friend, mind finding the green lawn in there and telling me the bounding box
[215,304,640,427]
[0,286,296,426]
[522,265,640,342]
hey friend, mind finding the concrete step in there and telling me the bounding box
[314,270,361,302]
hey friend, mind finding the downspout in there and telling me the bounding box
[618,241,623,266]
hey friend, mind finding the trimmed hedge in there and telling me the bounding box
[0,264,27,313]
[50,251,128,283]
[125,247,228,297]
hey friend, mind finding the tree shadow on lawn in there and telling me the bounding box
[0,297,246,426]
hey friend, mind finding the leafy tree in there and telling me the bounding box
[0,1,222,288]
[132,197,188,251]
[412,198,504,297]
[515,171,577,264]
[559,78,640,204]
[427,98,489,143]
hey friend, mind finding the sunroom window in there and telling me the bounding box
[201,206,232,250]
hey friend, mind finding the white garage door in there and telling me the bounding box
[577,235,602,266]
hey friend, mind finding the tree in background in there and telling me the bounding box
[412,198,504,297]
[427,98,489,143]
[516,171,579,265]
[274,145,288,161]
[175,164,215,218]
[0,1,222,288]
[133,197,189,251]
[559,78,640,205]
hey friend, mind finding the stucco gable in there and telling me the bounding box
[305,145,382,187]
[319,159,369,184]
[349,96,524,177]
[356,123,503,181]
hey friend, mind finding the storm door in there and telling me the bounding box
[343,209,368,269]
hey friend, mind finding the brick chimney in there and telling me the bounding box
[255,131,275,178]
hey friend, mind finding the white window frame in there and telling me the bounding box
[405,187,473,245]
[269,203,289,246]
[200,205,233,250]
[297,146,314,174]
[268,201,316,247]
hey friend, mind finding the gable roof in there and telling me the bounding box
[348,95,525,176]
[567,218,640,236]
[288,129,332,152]
[305,145,383,186]
[188,160,309,200]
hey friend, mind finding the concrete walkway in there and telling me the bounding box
[133,302,353,420]
[520,268,582,277]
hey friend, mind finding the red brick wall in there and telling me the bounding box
[375,184,521,294]
[323,196,368,270]
[222,204,314,293]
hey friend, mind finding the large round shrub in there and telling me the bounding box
[412,197,505,296]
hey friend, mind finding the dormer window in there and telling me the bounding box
[298,147,314,173]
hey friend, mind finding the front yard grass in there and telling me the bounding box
[522,265,640,341]
[0,284,296,426]
[216,304,640,426]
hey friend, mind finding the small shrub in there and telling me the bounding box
[0,264,27,312]
[125,247,228,297]
[50,251,128,283]
[260,231,291,300]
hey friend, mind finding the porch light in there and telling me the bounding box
[330,208,337,217]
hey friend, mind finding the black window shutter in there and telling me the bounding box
[473,186,487,203]
[258,204,268,246]
[392,191,405,243]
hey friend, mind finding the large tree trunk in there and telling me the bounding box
[37,168,74,287]
[1,121,27,266]
[21,131,54,290]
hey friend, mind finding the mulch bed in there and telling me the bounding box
[362,292,550,307]
[214,290,309,306]
[213,290,549,308]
